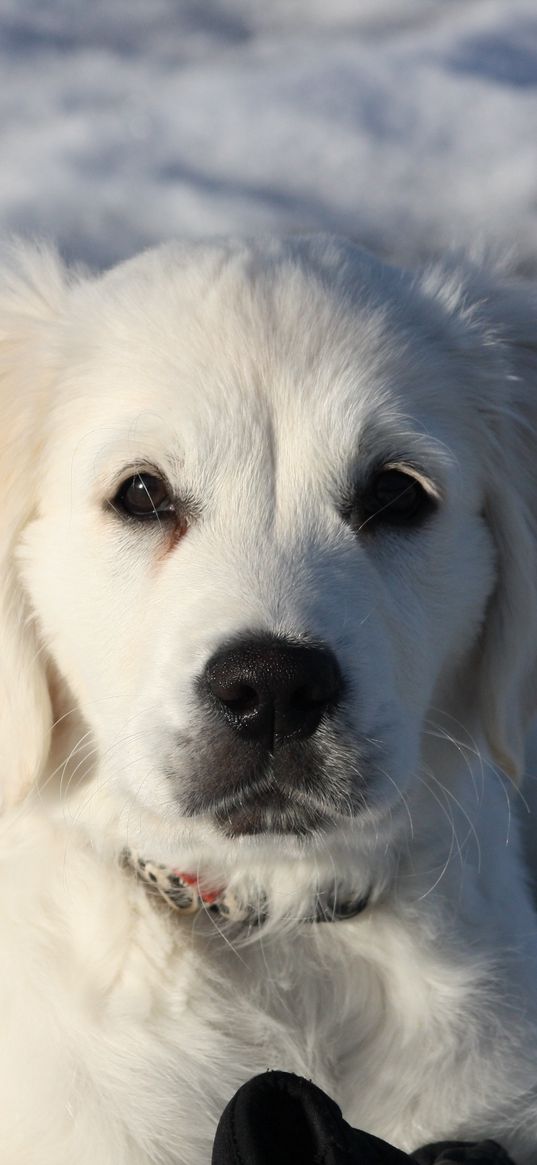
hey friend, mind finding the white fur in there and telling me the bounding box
[2,236,537,1163]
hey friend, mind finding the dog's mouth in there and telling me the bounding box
[173,721,378,838]
[185,751,348,838]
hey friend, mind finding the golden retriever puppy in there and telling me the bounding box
[1,237,537,1164]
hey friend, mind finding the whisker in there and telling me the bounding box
[423,766,482,874]
[413,770,459,900]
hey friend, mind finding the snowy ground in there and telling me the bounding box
[1,0,536,270]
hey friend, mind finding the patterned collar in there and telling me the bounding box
[122,848,369,928]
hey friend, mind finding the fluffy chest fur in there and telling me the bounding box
[2,794,536,1165]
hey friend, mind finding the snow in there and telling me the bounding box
[1,0,536,270]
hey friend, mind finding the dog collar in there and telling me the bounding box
[122,849,369,927]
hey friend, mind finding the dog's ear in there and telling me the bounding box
[458,273,537,781]
[0,242,68,810]
[479,435,537,783]
[423,261,537,781]
[479,283,537,781]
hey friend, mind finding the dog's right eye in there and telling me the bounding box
[112,473,176,521]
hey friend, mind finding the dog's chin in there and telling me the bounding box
[213,795,329,840]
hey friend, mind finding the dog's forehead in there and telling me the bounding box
[56,239,471,489]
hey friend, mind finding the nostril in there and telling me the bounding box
[291,685,322,711]
[292,682,334,709]
[218,683,259,715]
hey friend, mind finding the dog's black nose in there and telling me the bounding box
[203,636,342,747]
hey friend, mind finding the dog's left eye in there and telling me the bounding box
[365,470,428,523]
[349,467,437,532]
[112,473,176,521]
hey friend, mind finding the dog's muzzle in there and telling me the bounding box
[184,633,345,835]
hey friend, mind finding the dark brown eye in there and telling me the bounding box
[359,468,435,529]
[113,472,175,521]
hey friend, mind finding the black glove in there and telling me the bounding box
[211,1071,514,1165]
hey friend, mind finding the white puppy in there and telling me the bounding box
[1,236,537,1164]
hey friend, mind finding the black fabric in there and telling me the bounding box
[411,1143,513,1164]
[211,1071,514,1165]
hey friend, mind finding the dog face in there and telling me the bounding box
[2,239,537,862]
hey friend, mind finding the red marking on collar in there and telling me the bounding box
[173,871,223,905]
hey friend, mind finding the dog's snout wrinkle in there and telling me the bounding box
[203,635,343,748]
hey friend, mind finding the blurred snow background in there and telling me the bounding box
[1,0,537,270]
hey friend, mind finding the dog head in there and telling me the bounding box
[1,237,537,868]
